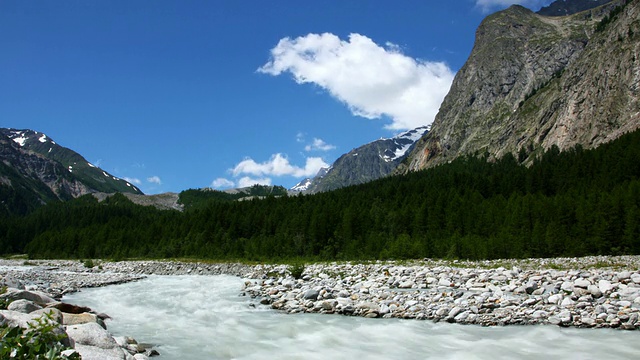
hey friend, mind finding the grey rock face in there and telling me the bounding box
[403,1,639,174]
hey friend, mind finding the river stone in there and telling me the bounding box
[525,282,538,295]
[631,274,640,284]
[303,289,319,301]
[588,285,602,298]
[74,344,127,360]
[598,280,614,294]
[618,300,632,308]
[617,271,632,281]
[399,280,414,289]
[561,297,575,308]
[561,282,573,292]
[0,289,56,305]
[7,299,42,313]
[582,317,596,327]
[63,312,106,329]
[548,294,563,304]
[0,308,62,329]
[574,278,590,289]
[532,310,548,319]
[66,322,119,349]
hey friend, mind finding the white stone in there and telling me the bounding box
[560,297,575,308]
[588,285,602,298]
[548,294,563,304]
[598,280,614,294]
[573,278,590,289]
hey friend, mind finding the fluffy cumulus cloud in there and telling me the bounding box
[211,154,329,189]
[211,178,235,189]
[232,154,328,178]
[147,176,162,185]
[237,177,272,188]
[305,138,336,152]
[258,33,455,130]
[475,0,551,12]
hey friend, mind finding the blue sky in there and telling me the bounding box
[1,0,552,194]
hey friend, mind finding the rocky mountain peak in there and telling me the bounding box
[401,0,636,173]
[297,126,428,193]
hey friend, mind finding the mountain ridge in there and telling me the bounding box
[0,128,143,214]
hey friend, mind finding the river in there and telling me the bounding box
[63,275,640,359]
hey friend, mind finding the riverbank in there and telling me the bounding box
[1,256,640,331]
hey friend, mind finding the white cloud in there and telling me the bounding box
[211,178,235,189]
[123,177,142,185]
[147,176,162,185]
[258,33,454,130]
[211,154,330,190]
[237,177,272,188]
[232,153,329,178]
[305,138,336,152]
[475,0,551,12]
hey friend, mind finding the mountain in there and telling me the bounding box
[537,0,613,16]
[294,126,428,193]
[401,0,637,173]
[0,128,143,214]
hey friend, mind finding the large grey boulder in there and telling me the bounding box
[0,288,57,305]
[65,322,119,350]
[7,299,42,313]
[74,344,127,360]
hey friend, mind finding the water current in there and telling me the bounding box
[63,275,640,359]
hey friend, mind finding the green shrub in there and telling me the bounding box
[82,259,94,268]
[0,312,80,359]
[288,262,306,280]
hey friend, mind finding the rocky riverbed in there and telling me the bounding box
[243,256,640,330]
[2,256,640,340]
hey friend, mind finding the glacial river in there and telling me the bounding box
[64,275,640,360]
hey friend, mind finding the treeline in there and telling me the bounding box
[2,129,640,261]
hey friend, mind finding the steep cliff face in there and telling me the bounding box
[403,0,637,172]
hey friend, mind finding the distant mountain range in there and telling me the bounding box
[0,128,142,215]
[292,126,428,193]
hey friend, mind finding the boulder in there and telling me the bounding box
[0,289,56,305]
[74,344,127,360]
[63,312,106,329]
[66,322,119,350]
[0,308,62,329]
[48,302,93,314]
[7,299,42,313]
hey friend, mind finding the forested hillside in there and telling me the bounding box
[2,128,640,261]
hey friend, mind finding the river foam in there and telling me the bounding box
[63,275,640,360]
